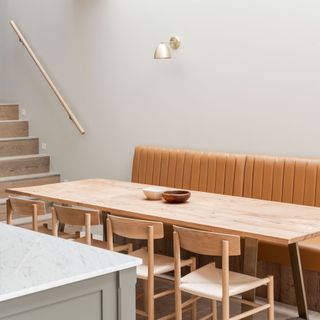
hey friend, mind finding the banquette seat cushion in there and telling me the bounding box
[132,146,320,272]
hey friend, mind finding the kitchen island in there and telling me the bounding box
[0,223,141,320]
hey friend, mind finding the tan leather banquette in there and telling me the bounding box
[131,145,320,272]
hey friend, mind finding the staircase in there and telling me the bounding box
[0,103,60,215]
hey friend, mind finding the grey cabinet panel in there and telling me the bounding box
[117,268,136,320]
[5,291,103,320]
[0,267,137,320]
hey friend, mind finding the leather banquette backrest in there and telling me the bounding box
[132,146,320,207]
[132,146,246,197]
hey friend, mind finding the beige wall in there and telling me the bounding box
[0,1,8,99]
[1,0,320,181]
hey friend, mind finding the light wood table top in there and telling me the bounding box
[7,178,320,245]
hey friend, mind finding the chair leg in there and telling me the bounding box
[222,298,229,320]
[143,280,148,312]
[6,199,13,225]
[212,300,217,320]
[30,204,39,232]
[267,276,274,320]
[148,277,154,320]
[175,286,182,320]
[32,210,38,232]
[191,257,197,320]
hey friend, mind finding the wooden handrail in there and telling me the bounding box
[10,20,85,135]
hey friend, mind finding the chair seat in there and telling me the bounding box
[130,247,176,280]
[179,263,269,301]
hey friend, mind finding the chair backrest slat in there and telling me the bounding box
[173,225,241,256]
[9,196,46,216]
[108,215,164,240]
[53,205,101,226]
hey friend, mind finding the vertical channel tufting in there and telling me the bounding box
[224,155,236,195]
[190,152,201,190]
[199,153,209,192]
[159,149,170,187]
[182,151,193,189]
[272,158,285,202]
[304,161,318,206]
[261,157,274,201]
[282,159,295,203]
[132,147,320,213]
[243,156,255,198]
[233,155,246,196]
[167,151,177,187]
[252,156,264,199]
[215,154,227,194]
[315,166,320,207]
[174,150,185,188]
[131,146,142,182]
[138,147,148,183]
[152,148,162,185]
[292,160,307,205]
[145,147,155,185]
[206,153,217,193]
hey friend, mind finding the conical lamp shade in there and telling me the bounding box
[154,43,172,59]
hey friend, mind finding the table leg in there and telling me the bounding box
[58,203,68,233]
[288,243,309,320]
[101,211,108,241]
[58,223,65,233]
[241,238,259,320]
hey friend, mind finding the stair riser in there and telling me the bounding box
[0,122,28,138]
[0,175,60,198]
[0,139,39,157]
[0,156,49,177]
[0,105,19,120]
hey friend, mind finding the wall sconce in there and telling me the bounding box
[154,36,181,59]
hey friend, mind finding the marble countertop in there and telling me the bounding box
[0,223,141,302]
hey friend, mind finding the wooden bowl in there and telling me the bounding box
[162,190,191,204]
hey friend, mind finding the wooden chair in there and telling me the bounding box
[52,205,132,252]
[173,225,274,320]
[6,196,50,233]
[107,214,195,320]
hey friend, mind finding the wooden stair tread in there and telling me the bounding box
[0,172,60,183]
[0,172,60,199]
[0,137,39,157]
[0,105,19,120]
[0,120,28,137]
[0,154,50,177]
[0,154,49,160]
[0,102,61,205]
[0,119,29,123]
[0,136,38,141]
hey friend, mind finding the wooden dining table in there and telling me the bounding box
[7,178,320,320]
